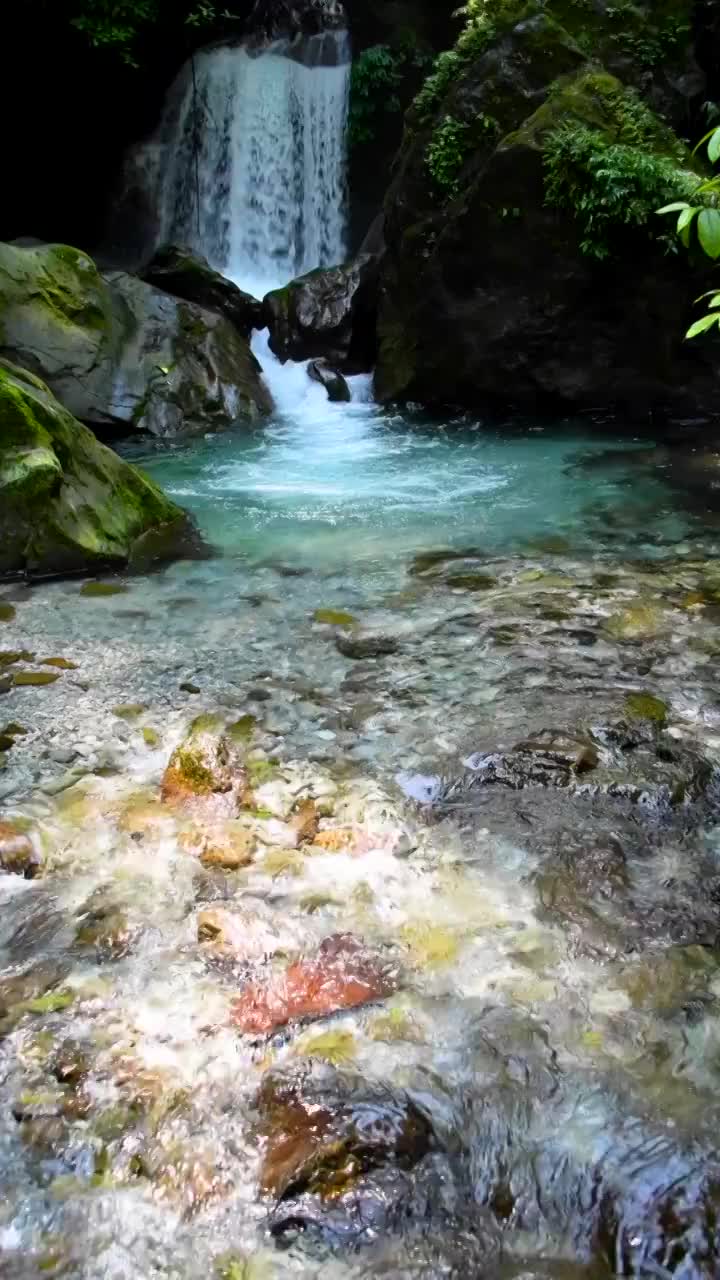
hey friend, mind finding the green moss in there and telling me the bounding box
[20,990,75,1015]
[227,714,257,743]
[112,703,147,719]
[13,671,61,687]
[298,1029,357,1064]
[247,758,279,787]
[313,609,357,626]
[190,713,224,735]
[625,691,668,723]
[142,727,160,747]
[175,748,216,792]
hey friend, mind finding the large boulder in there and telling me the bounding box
[141,245,264,338]
[0,242,272,437]
[374,2,720,422]
[264,253,379,371]
[0,360,195,579]
[307,359,351,402]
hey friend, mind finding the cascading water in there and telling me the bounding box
[149,32,351,300]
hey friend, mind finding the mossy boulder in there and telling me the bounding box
[0,242,272,437]
[0,360,195,579]
[374,2,719,421]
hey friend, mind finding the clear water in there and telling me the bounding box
[124,394,696,581]
[3,28,720,1280]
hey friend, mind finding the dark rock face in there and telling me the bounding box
[247,0,346,44]
[141,245,264,338]
[307,359,351,402]
[375,4,720,423]
[264,253,379,371]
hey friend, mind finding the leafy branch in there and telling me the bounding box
[658,126,720,337]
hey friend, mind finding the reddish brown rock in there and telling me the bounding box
[230,934,396,1035]
[257,1063,432,1200]
[0,820,40,877]
[161,714,246,818]
[290,797,319,846]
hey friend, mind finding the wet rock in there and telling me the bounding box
[618,945,719,1016]
[74,894,139,961]
[80,582,128,598]
[0,242,272,438]
[161,713,247,818]
[446,572,498,592]
[307,359,351,402]
[40,657,78,670]
[0,603,16,622]
[335,629,399,659]
[257,1060,432,1200]
[604,604,662,640]
[181,820,255,869]
[0,820,41,877]
[454,729,601,795]
[180,681,201,694]
[197,904,298,962]
[290,798,320,845]
[264,253,378,371]
[12,671,60,687]
[230,933,397,1035]
[141,244,264,337]
[624,691,668,724]
[313,608,357,626]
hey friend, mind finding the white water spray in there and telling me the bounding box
[151,33,351,301]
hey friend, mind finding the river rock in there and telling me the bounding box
[142,244,264,337]
[0,241,272,437]
[335,629,399,659]
[374,7,720,423]
[161,714,247,818]
[257,1060,432,1200]
[307,359,351,402]
[0,360,194,579]
[230,933,397,1034]
[0,820,40,877]
[264,253,378,371]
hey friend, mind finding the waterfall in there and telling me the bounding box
[148,32,351,300]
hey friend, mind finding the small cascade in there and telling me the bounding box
[147,31,351,302]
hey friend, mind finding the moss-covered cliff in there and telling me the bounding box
[374,0,720,421]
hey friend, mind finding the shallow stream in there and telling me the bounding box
[3,386,720,1278]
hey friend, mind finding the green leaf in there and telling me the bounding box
[692,127,720,157]
[708,128,720,166]
[686,313,720,339]
[709,295,720,309]
[697,208,720,259]
[678,206,697,248]
[657,202,690,215]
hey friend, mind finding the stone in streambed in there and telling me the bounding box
[80,582,128,598]
[13,671,61,687]
[0,819,41,877]
[625,692,667,724]
[161,713,247,818]
[313,608,357,627]
[307,359,351,402]
[257,1061,432,1201]
[180,820,255,869]
[40,657,78,669]
[335,630,399,659]
[0,603,16,622]
[230,933,396,1035]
